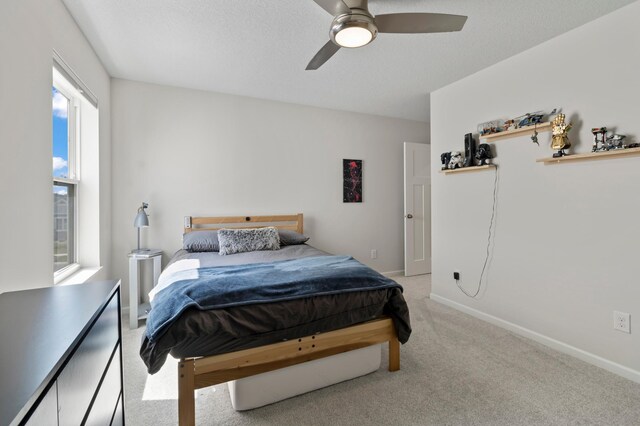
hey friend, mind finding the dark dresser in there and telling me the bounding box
[0,280,124,425]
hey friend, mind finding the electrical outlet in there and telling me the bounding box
[453,271,460,280]
[370,249,377,259]
[613,311,631,333]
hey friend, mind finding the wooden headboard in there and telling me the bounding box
[184,214,303,234]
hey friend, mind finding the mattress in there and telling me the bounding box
[140,245,411,374]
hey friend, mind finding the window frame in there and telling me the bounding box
[53,71,82,282]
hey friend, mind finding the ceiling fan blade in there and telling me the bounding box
[310,0,351,16]
[306,41,341,70]
[376,13,467,34]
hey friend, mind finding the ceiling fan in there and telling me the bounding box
[306,0,468,70]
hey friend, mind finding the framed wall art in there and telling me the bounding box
[343,159,362,203]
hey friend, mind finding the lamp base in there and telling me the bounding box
[132,248,151,253]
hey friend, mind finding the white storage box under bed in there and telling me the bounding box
[227,344,382,410]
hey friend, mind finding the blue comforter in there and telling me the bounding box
[146,255,402,343]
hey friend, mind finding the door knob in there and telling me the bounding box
[406,214,413,219]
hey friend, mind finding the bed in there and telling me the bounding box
[139,214,411,425]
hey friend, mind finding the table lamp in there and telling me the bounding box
[133,202,149,253]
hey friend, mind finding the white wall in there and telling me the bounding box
[111,79,428,305]
[431,2,640,380]
[0,0,111,292]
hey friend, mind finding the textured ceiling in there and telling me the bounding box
[62,0,634,122]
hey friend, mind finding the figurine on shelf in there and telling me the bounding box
[517,112,545,128]
[503,119,516,132]
[475,144,493,166]
[591,127,607,152]
[509,108,558,131]
[464,133,476,167]
[448,151,464,169]
[605,134,626,150]
[478,120,501,136]
[440,152,452,170]
[531,125,540,146]
[550,113,572,158]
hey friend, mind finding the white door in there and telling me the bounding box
[404,142,431,276]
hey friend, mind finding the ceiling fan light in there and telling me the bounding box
[330,13,378,49]
[335,26,373,48]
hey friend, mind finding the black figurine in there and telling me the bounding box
[440,152,452,170]
[464,133,476,167]
[475,144,493,166]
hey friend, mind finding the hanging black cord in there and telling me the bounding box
[456,166,498,298]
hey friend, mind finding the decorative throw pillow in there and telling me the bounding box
[278,229,310,246]
[218,227,280,255]
[183,231,219,252]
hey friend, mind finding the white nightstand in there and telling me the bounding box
[128,249,162,329]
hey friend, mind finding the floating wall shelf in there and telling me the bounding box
[481,122,552,142]
[537,147,640,165]
[441,165,496,175]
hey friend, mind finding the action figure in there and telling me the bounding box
[440,152,452,170]
[448,152,464,169]
[475,144,493,166]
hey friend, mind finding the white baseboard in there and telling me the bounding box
[430,293,640,384]
[382,270,405,277]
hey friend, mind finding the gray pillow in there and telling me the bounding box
[218,227,280,256]
[278,229,310,246]
[183,231,219,252]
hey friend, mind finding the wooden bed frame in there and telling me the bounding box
[177,214,400,425]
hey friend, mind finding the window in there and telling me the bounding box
[52,79,79,274]
[52,53,100,283]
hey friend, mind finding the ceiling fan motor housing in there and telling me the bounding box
[330,11,378,48]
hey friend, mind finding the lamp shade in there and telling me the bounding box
[134,203,149,228]
[134,211,149,228]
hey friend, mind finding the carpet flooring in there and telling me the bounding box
[122,275,640,425]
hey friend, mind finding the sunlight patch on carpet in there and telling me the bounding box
[142,355,213,400]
